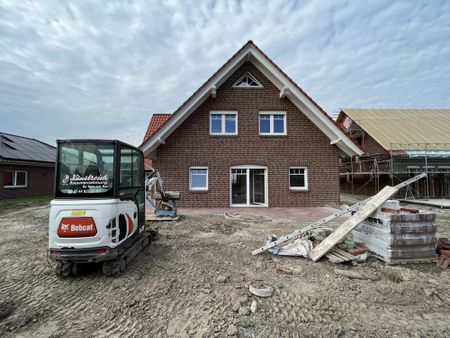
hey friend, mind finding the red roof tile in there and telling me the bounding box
[142,113,172,143]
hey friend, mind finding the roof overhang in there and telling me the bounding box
[141,44,363,157]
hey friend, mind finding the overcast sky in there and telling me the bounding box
[1,0,449,146]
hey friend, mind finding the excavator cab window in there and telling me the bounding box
[56,142,115,197]
[118,145,145,225]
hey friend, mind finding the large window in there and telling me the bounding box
[289,167,308,190]
[3,170,27,188]
[189,167,208,191]
[259,112,286,135]
[210,112,237,135]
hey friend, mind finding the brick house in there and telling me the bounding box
[0,132,55,199]
[140,41,362,207]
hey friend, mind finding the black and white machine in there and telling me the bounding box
[48,139,160,277]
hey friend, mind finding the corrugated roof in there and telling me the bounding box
[142,113,172,143]
[339,108,450,151]
[0,132,56,163]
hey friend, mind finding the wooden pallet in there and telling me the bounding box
[371,252,437,265]
[325,248,359,264]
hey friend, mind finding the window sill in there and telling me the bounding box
[189,189,209,193]
[290,188,309,192]
[209,134,238,137]
[259,134,288,138]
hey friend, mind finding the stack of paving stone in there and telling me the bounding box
[352,200,437,264]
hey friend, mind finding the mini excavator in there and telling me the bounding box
[48,139,179,277]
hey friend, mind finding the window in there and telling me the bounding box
[210,112,237,135]
[190,167,208,190]
[289,167,308,190]
[232,72,263,88]
[259,112,286,135]
[3,170,28,188]
[120,146,144,189]
[57,142,114,196]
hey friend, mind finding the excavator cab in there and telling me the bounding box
[48,140,153,277]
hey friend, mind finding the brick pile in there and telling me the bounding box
[352,200,437,264]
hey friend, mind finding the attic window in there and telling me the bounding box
[232,72,263,88]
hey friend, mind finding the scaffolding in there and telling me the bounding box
[340,143,450,200]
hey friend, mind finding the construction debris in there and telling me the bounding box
[309,185,397,262]
[249,285,274,298]
[437,237,450,270]
[252,173,427,259]
[326,248,362,264]
[267,236,313,257]
[276,265,293,274]
[251,197,370,256]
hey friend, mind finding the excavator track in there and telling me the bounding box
[54,228,158,278]
[102,228,157,277]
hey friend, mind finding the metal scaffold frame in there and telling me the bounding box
[340,143,450,200]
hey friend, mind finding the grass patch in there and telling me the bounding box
[0,195,53,208]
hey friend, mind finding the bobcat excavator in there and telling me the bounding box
[48,139,178,277]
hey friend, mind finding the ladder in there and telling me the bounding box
[251,173,427,256]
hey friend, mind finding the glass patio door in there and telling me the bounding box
[230,167,267,206]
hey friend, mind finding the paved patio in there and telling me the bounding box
[176,206,349,223]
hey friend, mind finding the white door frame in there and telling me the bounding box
[229,165,268,207]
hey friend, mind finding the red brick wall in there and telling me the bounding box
[151,62,341,207]
[0,164,54,199]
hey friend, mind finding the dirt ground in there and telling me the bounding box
[0,202,450,338]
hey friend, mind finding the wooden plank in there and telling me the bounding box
[309,186,397,262]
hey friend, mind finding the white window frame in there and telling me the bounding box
[229,165,268,207]
[3,170,28,189]
[209,111,238,135]
[189,167,208,191]
[289,167,308,191]
[259,111,287,135]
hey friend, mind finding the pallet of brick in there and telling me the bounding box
[352,200,437,264]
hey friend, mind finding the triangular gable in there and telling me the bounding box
[140,41,363,157]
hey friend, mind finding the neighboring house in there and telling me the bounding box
[336,108,450,198]
[140,41,362,207]
[0,132,56,199]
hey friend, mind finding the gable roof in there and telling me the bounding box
[140,40,363,157]
[337,108,450,151]
[0,131,56,164]
[143,113,172,143]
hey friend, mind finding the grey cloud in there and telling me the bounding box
[0,0,449,145]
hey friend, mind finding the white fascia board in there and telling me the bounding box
[142,48,251,156]
[142,45,362,157]
[249,48,363,157]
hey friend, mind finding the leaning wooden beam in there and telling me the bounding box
[309,186,396,262]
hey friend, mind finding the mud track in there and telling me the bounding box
[0,205,449,337]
